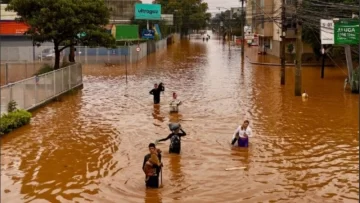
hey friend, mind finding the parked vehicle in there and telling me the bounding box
[38,48,82,61]
[38,48,55,60]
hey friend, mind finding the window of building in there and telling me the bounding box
[285,17,296,29]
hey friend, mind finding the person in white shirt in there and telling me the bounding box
[169,92,182,113]
[231,120,252,147]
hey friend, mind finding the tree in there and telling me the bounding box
[7,0,116,69]
[210,10,244,37]
[154,0,211,36]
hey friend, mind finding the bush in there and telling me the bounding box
[0,110,32,135]
[61,61,75,68]
[8,100,17,113]
[34,64,53,76]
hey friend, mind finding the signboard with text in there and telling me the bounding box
[334,19,359,45]
[320,19,334,44]
[0,21,29,35]
[161,14,173,25]
[135,4,161,20]
[142,29,155,39]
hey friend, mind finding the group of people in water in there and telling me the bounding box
[142,82,252,189]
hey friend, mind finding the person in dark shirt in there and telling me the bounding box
[156,125,186,154]
[142,143,163,188]
[149,83,165,104]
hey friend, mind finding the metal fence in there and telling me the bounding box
[0,61,51,86]
[70,35,174,64]
[0,33,180,85]
[0,63,82,114]
[1,34,180,65]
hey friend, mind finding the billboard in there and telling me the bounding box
[115,24,139,41]
[0,21,29,34]
[161,14,173,25]
[334,19,359,45]
[134,4,161,20]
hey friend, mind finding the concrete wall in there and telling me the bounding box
[265,39,318,62]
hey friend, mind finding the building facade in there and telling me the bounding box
[1,4,54,62]
[246,0,314,59]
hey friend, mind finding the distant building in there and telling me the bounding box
[245,0,314,59]
[0,4,53,61]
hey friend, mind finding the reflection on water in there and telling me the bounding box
[1,32,359,203]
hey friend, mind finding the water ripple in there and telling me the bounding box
[1,34,358,203]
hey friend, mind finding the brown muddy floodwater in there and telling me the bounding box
[1,33,359,203]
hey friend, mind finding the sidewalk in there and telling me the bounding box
[244,46,332,67]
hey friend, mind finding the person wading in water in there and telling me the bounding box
[142,143,163,188]
[231,120,252,147]
[169,92,182,113]
[149,83,165,104]
[156,124,186,154]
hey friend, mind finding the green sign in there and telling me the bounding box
[115,24,139,41]
[77,32,86,38]
[134,3,161,20]
[334,19,359,45]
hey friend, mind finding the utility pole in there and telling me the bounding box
[321,46,326,78]
[358,0,359,137]
[295,18,302,96]
[280,0,286,85]
[0,1,2,116]
[241,0,245,58]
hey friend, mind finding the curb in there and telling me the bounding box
[245,56,333,67]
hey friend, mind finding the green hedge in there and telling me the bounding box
[33,64,53,76]
[0,110,32,135]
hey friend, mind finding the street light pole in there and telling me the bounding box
[0,1,2,116]
[241,0,245,58]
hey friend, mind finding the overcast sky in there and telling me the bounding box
[141,0,245,17]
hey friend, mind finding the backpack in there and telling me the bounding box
[170,134,181,149]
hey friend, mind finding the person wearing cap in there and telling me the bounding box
[169,92,182,113]
[142,143,163,188]
[231,120,252,147]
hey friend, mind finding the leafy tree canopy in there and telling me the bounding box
[6,0,116,69]
[154,0,211,35]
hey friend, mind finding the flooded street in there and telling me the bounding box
[1,34,359,203]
